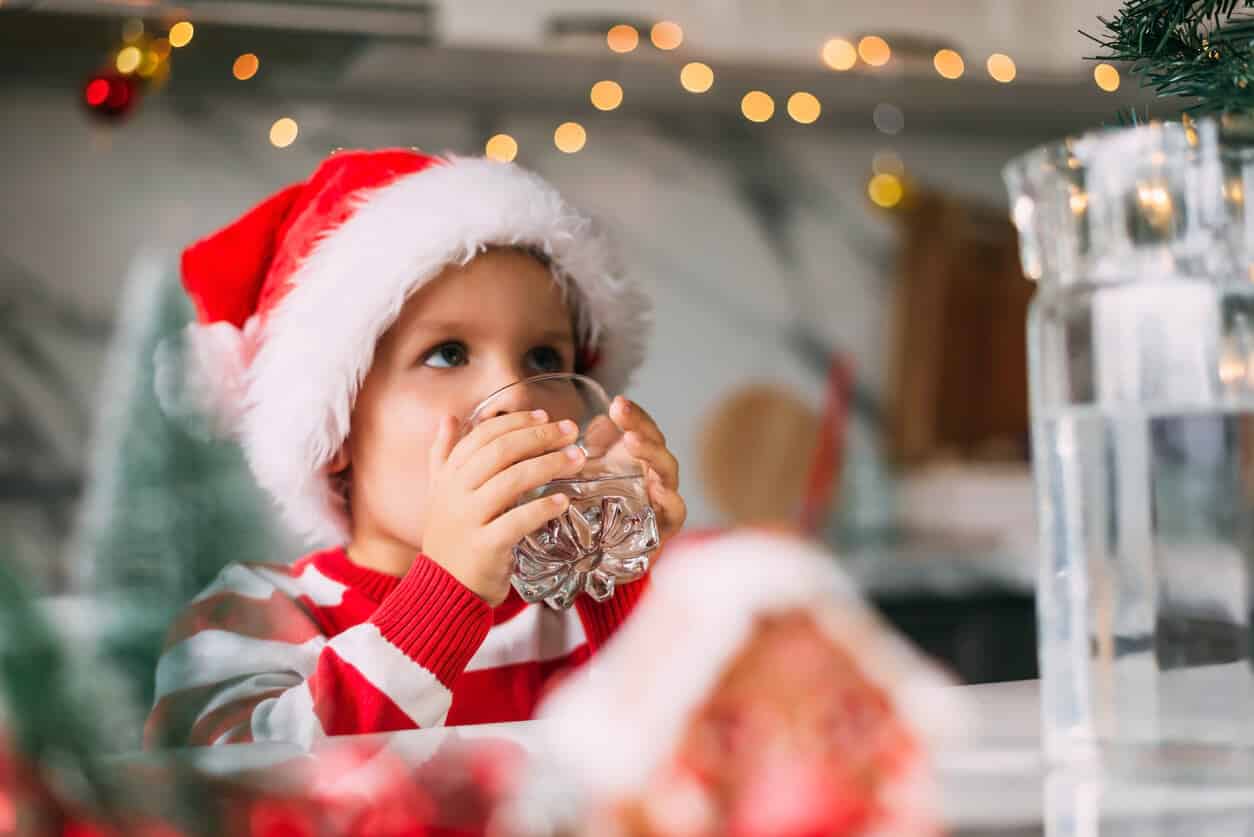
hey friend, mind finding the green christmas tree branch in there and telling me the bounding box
[0,550,126,824]
[1086,0,1254,113]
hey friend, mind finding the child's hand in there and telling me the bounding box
[421,410,586,606]
[609,396,687,547]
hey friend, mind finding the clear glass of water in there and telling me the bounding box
[1006,118,1254,775]
[464,373,659,610]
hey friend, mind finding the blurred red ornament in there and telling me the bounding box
[0,742,15,835]
[62,819,112,837]
[348,801,432,837]
[248,799,319,837]
[82,71,140,121]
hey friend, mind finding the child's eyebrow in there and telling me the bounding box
[407,322,574,343]
[537,329,577,343]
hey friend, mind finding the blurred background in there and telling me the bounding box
[1,0,1155,710]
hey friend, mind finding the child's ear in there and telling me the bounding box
[327,443,351,474]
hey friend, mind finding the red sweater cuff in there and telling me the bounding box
[370,555,492,686]
[575,574,650,650]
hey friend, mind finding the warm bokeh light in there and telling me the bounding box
[270,117,299,148]
[933,49,964,79]
[590,80,624,111]
[651,21,683,50]
[868,173,904,208]
[122,18,144,42]
[987,53,1016,83]
[741,91,775,123]
[821,38,857,71]
[1094,63,1121,92]
[1136,182,1172,227]
[485,133,518,162]
[858,36,891,67]
[555,122,587,153]
[233,53,260,81]
[787,92,821,124]
[169,21,194,48]
[1220,351,1247,385]
[115,46,142,74]
[607,25,639,53]
[681,62,714,93]
[1226,177,1245,205]
[137,49,162,78]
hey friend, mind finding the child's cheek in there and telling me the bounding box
[378,394,441,469]
[355,395,443,544]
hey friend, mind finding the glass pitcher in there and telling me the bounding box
[1005,119,1254,770]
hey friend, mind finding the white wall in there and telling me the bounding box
[404,0,1122,75]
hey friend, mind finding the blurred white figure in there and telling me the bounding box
[501,530,966,837]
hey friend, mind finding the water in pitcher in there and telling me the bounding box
[1035,403,1254,768]
[513,473,659,609]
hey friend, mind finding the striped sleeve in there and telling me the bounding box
[145,556,492,749]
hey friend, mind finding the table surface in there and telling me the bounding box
[164,679,1254,836]
[920,679,1254,834]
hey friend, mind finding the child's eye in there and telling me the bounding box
[422,342,468,368]
[526,346,565,373]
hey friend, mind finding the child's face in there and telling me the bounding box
[340,248,577,555]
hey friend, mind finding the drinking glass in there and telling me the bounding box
[464,373,659,609]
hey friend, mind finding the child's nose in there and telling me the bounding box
[487,379,534,417]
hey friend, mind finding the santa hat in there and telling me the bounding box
[173,149,650,546]
[534,531,964,803]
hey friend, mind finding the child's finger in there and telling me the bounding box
[611,397,666,445]
[486,492,571,550]
[448,409,549,470]
[462,419,580,490]
[476,444,586,520]
[623,432,680,489]
[428,415,459,471]
[648,480,688,538]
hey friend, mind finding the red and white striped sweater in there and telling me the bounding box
[145,548,647,748]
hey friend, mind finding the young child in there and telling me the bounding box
[144,149,686,749]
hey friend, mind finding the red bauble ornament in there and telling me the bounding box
[82,71,140,121]
[248,799,319,837]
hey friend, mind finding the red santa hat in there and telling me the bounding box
[173,149,650,546]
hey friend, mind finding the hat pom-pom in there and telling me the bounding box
[154,319,253,438]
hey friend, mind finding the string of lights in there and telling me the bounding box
[81,14,1117,211]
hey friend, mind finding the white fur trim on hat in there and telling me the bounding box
[156,317,261,438]
[240,157,651,546]
[535,531,965,798]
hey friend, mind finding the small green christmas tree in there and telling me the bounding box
[68,250,291,720]
[0,546,121,803]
